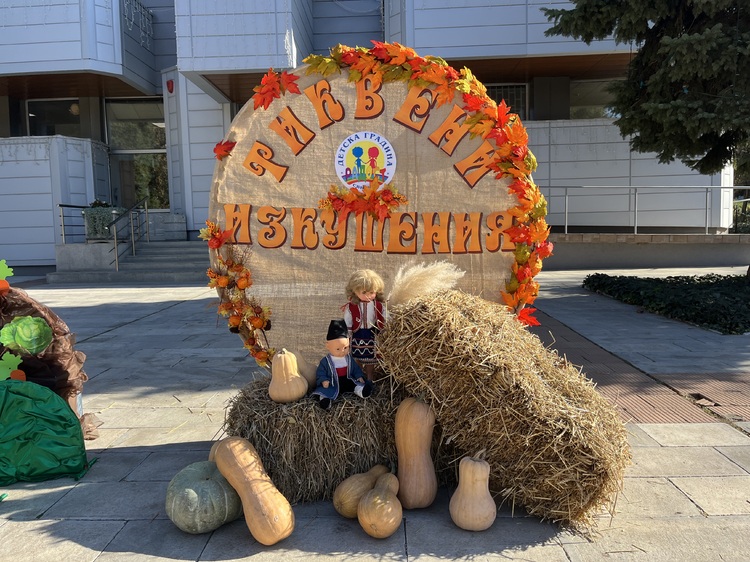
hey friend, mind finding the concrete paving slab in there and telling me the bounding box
[628,446,748,477]
[81,451,150,482]
[716,446,750,472]
[0,519,125,562]
[671,476,750,515]
[625,425,662,447]
[615,477,702,518]
[638,423,750,447]
[97,519,210,561]
[93,406,227,428]
[560,516,750,562]
[0,480,76,521]
[44,481,168,520]
[123,450,210,482]
[109,425,222,448]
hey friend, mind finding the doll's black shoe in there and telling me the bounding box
[318,397,332,410]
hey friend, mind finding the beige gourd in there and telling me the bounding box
[286,347,317,390]
[212,437,295,546]
[332,464,389,518]
[394,397,438,509]
[268,348,308,403]
[357,473,403,538]
[449,453,497,531]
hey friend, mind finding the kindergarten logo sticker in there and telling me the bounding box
[334,131,397,189]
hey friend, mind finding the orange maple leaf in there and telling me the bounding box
[506,120,529,146]
[504,223,531,244]
[517,307,540,327]
[529,219,550,244]
[280,71,301,95]
[496,100,511,128]
[463,93,486,113]
[213,140,237,160]
[386,42,415,66]
[350,52,380,78]
[501,290,521,309]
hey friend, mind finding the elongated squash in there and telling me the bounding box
[332,464,390,518]
[357,473,402,539]
[213,437,295,545]
[268,348,308,403]
[394,397,437,509]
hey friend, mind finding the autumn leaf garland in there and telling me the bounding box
[213,41,553,326]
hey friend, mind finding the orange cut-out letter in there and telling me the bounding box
[319,209,349,249]
[290,207,319,249]
[453,140,495,188]
[485,211,514,252]
[223,203,253,244]
[243,141,289,182]
[393,86,435,133]
[428,104,471,156]
[453,212,483,254]
[256,206,287,249]
[268,107,316,155]
[354,213,385,252]
[304,79,345,129]
[355,75,384,119]
[421,212,451,254]
[386,212,417,254]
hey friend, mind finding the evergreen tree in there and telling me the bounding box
[543,0,750,175]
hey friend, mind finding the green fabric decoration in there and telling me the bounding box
[0,259,13,280]
[0,351,22,380]
[0,380,89,485]
[0,316,54,355]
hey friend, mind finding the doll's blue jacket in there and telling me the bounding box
[312,354,366,400]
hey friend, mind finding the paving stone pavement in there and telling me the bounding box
[1,268,749,561]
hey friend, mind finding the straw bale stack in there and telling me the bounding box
[377,289,631,528]
[224,377,403,504]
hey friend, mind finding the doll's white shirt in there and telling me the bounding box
[330,355,348,369]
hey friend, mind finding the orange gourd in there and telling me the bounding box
[449,453,497,531]
[394,397,437,509]
[357,473,402,538]
[332,464,389,518]
[268,348,308,403]
[287,348,316,390]
[213,437,294,546]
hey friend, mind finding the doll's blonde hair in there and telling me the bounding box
[346,269,385,303]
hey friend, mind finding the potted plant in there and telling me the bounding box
[82,200,124,241]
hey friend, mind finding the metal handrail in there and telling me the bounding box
[109,198,150,271]
[542,185,745,235]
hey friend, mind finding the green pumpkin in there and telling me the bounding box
[165,461,243,534]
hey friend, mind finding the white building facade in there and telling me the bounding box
[0,0,733,271]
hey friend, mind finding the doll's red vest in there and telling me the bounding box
[346,301,385,332]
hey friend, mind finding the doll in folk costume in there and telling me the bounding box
[343,269,387,382]
[312,319,373,410]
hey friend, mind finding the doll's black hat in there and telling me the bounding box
[326,319,348,341]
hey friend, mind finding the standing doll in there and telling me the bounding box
[313,319,373,410]
[343,269,387,382]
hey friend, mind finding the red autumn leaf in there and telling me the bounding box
[213,140,237,160]
[508,178,531,198]
[504,224,531,244]
[496,99,511,128]
[208,228,234,249]
[517,307,540,327]
[462,93,486,113]
[370,40,390,61]
[515,264,533,282]
[252,69,282,110]
[280,71,301,95]
[535,240,554,259]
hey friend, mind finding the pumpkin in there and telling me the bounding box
[165,460,243,534]
[213,437,295,546]
[332,464,389,518]
[357,473,403,538]
[268,348,308,403]
[287,347,316,390]
[449,453,497,531]
[394,397,437,509]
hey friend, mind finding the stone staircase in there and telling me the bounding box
[47,241,210,285]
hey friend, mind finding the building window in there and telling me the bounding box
[27,99,82,137]
[105,99,168,209]
[485,84,527,120]
[570,80,618,119]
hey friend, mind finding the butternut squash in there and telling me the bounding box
[213,437,295,545]
[332,464,389,518]
[268,348,308,403]
[394,397,437,509]
[357,473,402,539]
[449,454,496,531]
[287,347,317,390]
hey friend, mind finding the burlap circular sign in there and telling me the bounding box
[204,42,552,364]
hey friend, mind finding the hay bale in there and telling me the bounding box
[224,376,403,504]
[377,290,631,528]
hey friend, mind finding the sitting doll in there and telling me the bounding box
[312,319,374,410]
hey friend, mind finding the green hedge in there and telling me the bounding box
[582,273,750,335]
